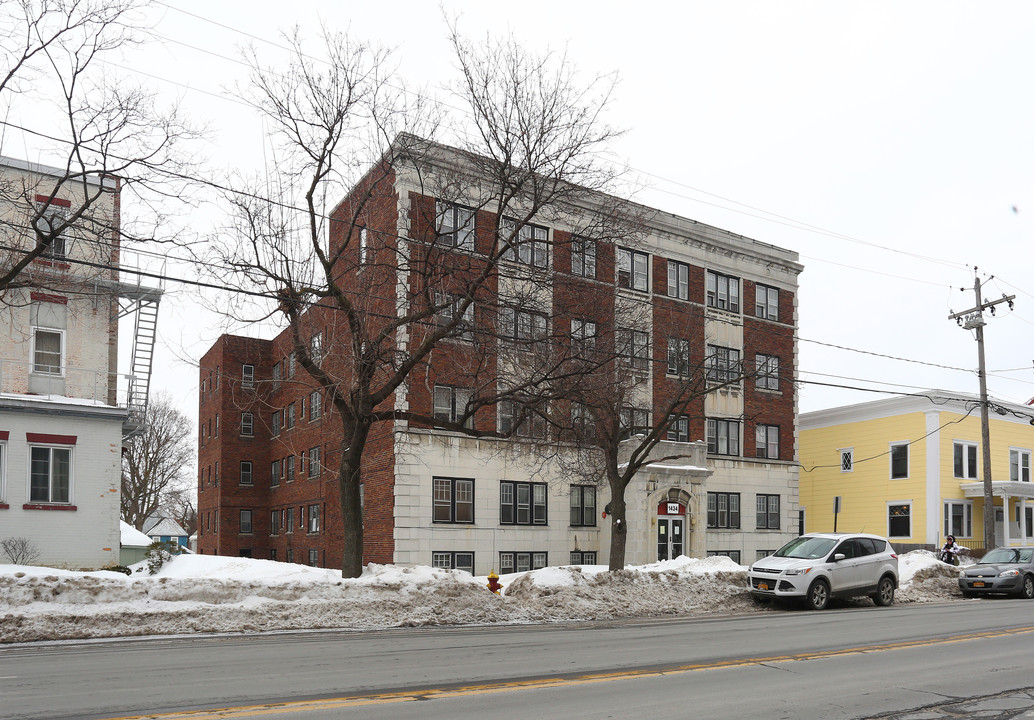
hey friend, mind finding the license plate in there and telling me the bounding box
[758,582,770,591]
[973,581,985,588]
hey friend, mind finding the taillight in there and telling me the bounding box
[891,554,898,559]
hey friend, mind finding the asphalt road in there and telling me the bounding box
[3,599,1034,720]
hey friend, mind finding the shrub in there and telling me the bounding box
[1,537,41,565]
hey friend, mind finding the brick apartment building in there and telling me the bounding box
[197,140,802,572]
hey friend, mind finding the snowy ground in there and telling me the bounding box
[0,551,966,644]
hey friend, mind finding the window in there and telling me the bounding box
[272,362,282,389]
[285,507,295,533]
[433,477,474,523]
[286,548,294,563]
[34,203,67,258]
[286,455,295,481]
[1010,449,1031,482]
[755,284,779,320]
[242,364,254,388]
[500,306,547,342]
[436,201,475,250]
[667,260,690,300]
[756,494,780,529]
[706,345,741,383]
[954,441,978,479]
[570,551,597,565]
[269,549,277,561]
[310,332,323,365]
[571,319,597,356]
[308,504,320,533]
[309,391,322,421]
[707,492,740,528]
[241,413,254,437]
[358,226,369,265]
[307,447,320,477]
[944,500,973,538]
[498,400,547,439]
[888,502,911,538]
[571,236,596,278]
[890,443,909,479]
[435,292,475,341]
[620,406,649,438]
[286,403,296,430]
[308,549,319,567]
[499,552,547,574]
[666,414,690,443]
[617,248,649,292]
[571,402,595,439]
[270,460,281,487]
[240,461,253,485]
[841,449,853,473]
[706,271,740,312]
[239,510,253,534]
[755,425,779,459]
[29,446,71,503]
[502,218,548,268]
[617,328,650,371]
[215,415,219,437]
[271,411,281,437]
[667,338,690,377]
[0,443,5,502]
[755,354,779,391]
[500,481,548,525]
[270,510,280,536]
[570,485,596,526]
[288,352,296,378]
[32,328,63,375]
[432,551,474,575]
[433,385,473,429]
[707,419,741,456]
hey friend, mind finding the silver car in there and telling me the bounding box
[958,546,1034,598]
[748,533,899,610]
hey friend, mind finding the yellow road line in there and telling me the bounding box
[103,625,1034,719]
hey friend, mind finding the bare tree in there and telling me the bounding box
[0,0,199,297]
[1,536,42,565]
[207,25,623,577]
[121,392,194,530]
[163,486,197,537]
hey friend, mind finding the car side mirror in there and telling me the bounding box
[832,553,846,562]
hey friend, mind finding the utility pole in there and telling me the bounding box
[948,269,1015,552]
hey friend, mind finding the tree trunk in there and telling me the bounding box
[338,422,371,578]
[607,489,627,571]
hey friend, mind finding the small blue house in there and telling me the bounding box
[143,516,190,553]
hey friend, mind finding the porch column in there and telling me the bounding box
[1002,492,1012,547]
[1022,498,1029,541]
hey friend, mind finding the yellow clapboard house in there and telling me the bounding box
[799,392,1034,550]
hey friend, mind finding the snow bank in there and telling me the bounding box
[0,551,967,644]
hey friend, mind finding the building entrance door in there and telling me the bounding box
[657,517,684,561]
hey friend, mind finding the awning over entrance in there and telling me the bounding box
[960,481,1034,547]
[960,481,1034,500]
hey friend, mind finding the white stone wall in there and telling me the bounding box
[0,403,123,569]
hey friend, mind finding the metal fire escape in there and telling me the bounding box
[123,291,161,434]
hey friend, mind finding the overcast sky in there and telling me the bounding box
[7,1,1033,433]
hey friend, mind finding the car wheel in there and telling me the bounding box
[805,579,830,610]
[1021,575,1034,599]
[751,595,772,605]
[962,590,976,599]
[873,576,895,606]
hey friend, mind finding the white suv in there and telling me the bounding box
[748,533,899,610]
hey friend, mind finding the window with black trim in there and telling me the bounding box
[571,236,596,278]
[620,406,649,439]
[570,485,596,526]
[570,550,597,565]
[667,260,690,300]
[617,328,650,371]
[755,354,779,391]
[436,292,475,341]
[888,503,911,537]
[755,283,779,320]
[433,385,473,428]
[706,345,741,383]
[707,419,741,456]
[755,425,779,459]
[667,337,690,376]
[432,551,474,574]
[617,247,649,291]
[499,551,547,573]
[436,201,475,250]
[708,550,741,563]
[502,218,548,268]
[706,270,740,312]
[571,319,597,356]
[433,477,474,523]
[666,414,690,442]
[500,481,548,525]
[240,461,253,485]
[571,402,595,439]
[707,492,740,528]
[500,306,547,342]
[756,494,780,529]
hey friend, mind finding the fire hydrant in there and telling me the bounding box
[486,571,503,595]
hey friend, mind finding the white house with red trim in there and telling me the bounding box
[0,156,160,569]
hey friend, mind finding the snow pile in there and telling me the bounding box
[0,551,965,644]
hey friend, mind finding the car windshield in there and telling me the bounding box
[774,537,838,559]
[981,548,1033,564]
